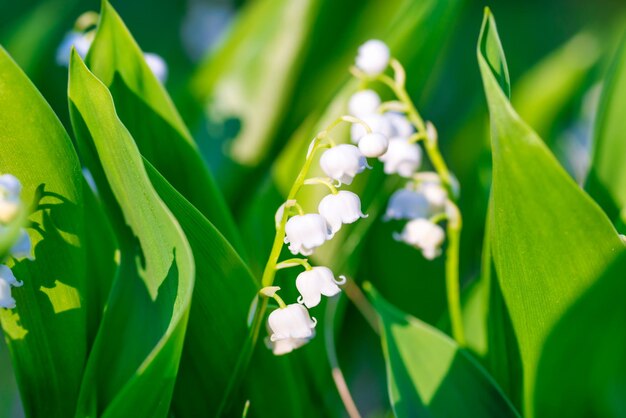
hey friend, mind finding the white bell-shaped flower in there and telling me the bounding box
[419,181,447,209]
[56,31,92,66]
[387,112,415,138]
[284,214,332,255]
[267,335,313,356]
[0,174,22,197]
[0,279,16,309]
[350,114,393,144]
[384,189,430,221]
[355,39,390,76]
[144,52,168,83]
[318,191,367,235]
[379,137,422,177]
[348,89,381,117]
[358,132,389,158]
[394,218,445,260]
[10,229,33,260]
[0,265,22,288]
[296,266,346,308]
[320,144,369,185]
[0,174,22,224]
[268,303,317,341]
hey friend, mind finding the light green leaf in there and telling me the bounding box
[68,50,194,417]
[534,251,626,417]
[477,9,625,415]
[86,1,243,252]
[366,284,519,418]
[0,47,87,418]
[586,33,626,230]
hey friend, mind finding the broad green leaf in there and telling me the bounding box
[86,1,243,252]
[68,51,194,417]
[0,47,87,418]
[366,284,519,418]
[477,9,625,415]
[534,251,626,417]
[587,33,626,230]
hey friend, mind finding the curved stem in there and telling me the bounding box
[445,201,465,346]
[304,177,338,194]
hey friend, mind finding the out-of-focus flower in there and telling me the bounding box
[144,52,168,83]
[379,137,422,177]
[57,31,93,66]
[387,112,414,138]
[384,189,430,221]
[0,265,22,310]
[284,214,331,255]
[355,40,390,76]
[350,114,392,144]
[320,144,369,185]
[0,174,22,224]
[358,132,389,158]
[394,218,445,260]
[348,89,381,117]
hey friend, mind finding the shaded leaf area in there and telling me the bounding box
[0,47,87,418]
[586,32,626,231]
[533,251,626,418]
[86,1,243,253]
[68,52,194,417]
[367,284,519,418]
[477,9,625,415]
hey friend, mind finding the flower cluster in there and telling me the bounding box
[0,174,32,309]
[351,39,460,260]
[263,119,380,355]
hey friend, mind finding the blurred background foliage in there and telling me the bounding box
[1,0,625,416]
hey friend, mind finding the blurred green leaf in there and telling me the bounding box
[533,251,626,417]
[0,334,23,418]
[586,32,626,231]
[477,9,625,415]
[68,51,194,417]
[0,47,88,418]
[86,1,243,252]
[366,284,519,418]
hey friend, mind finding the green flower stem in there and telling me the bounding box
[445,201,465,346]
[275,258,312,271]
[304,177,339,194]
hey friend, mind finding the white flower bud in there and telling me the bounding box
[387,112,415,138]
[384,189,430,221]
[144,52,168,83]
[355,39,390,76]
[266,335,312,356]
[284,214,331,256]
[268,303,316,342]
[348,89,381,117]
[379,137,422,177]
[296,266,346,308]
[358,132,389,158]
[320,144,369,185]
[350,114,393,144]
[394,218,445,260]
[318,191,367,235]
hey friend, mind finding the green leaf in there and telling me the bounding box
[365,284,520,418]
[68,50,194,417]
[586,33,626,230]
[0,47,88,418]
[86,1,243,253]
[534,251,626,417]
[477,9,625,415]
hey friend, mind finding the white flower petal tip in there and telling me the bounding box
[259,286,281,298]
[335,275,347,285]
[144,52,168,83]
[318,191,367,235]
[268,303,317,342]
[379,137,422,177]
[358,132,389,158]
[350,114,392,144]
[296,267,343,308]
[320,144,368,185]
[355,39,390,76]
[284,214,331,256]
[348,90,381,117]
[384,189,430,221]
[395,218,445,259]
[266,335,313,356]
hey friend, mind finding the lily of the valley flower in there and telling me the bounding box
[284,214,332,255]
[348,89,381,117]
[320,144,369,185]
[268,303,317,341]
[267,334,314,356]
[394,218,445,260]
[358,132,389,158]
[387,112,415,138]
[0,174,22,224]
[10,229,33,260]
[355,39,390,76]
[144,52,168,83]
[296,266,346,308]
[350,114,392,144]
[379,137,422,177]
[0,265,22,309]
[384,189,430,221]
[318,191,367,235]
[56,31,93,66]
